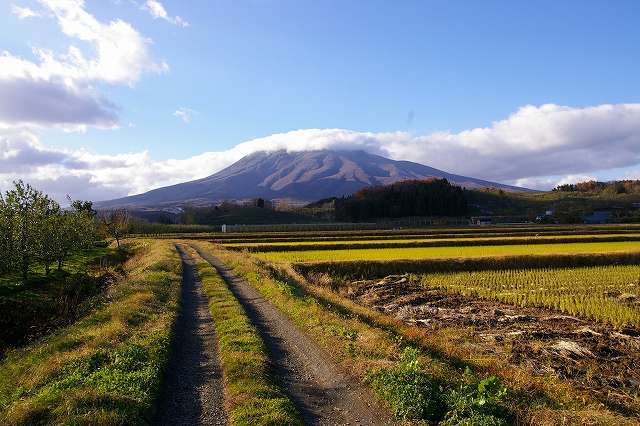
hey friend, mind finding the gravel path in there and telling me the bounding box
[155,245,227,426]
[192,244,396,426]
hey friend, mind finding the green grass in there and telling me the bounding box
[0,240,181,425]
[418,264,640,327]
[0,245,129,355]
[0,245,113,289]
[256,241,640,263]
[185,246,301,425]
[367,348,509,424]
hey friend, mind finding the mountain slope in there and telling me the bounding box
[96,150,528,208]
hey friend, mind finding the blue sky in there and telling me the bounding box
[1,0,640,201]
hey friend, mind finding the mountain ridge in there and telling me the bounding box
[96,149,529,208]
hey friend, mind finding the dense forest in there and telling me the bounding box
[334,179,468,222]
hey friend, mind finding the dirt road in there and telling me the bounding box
[155,245,227,425]
[192,244,396,426]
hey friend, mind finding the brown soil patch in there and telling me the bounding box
[338,274,640,416]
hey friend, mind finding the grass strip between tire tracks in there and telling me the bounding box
[183,246,301,425]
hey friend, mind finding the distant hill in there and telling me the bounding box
[96,149,529,208]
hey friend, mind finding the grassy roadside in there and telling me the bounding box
[195,242,634,425]
[0,246,130,356]
[182,246,301,425]
[0,240,181,425]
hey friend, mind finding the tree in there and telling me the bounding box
[51,210,95,271]
[0,192,16,274]
[99,209,129,249]
[38,199,62,275]
[0,182,99,280]
[335,179,468,222]
[70,199,96,218]
[3,181,51,280]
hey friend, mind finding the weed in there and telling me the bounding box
[367,347,445,421]
[368,350,510,424]
[442,369,509,426]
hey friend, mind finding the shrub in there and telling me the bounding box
[366,347,445,421]
[442,370,509,426]
[367,349,510,424]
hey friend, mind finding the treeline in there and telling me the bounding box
[0,181,96,279]
[181,203,238,224]
[553,180,640,194]
[335,179,468,222]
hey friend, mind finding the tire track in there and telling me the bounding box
[192,244,396,426]
[155,245,227,425]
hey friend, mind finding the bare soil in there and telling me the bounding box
[155,246,227,425]
[337,274,640,417]
[192,245,397,425]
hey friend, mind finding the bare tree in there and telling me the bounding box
[99,209,130,249]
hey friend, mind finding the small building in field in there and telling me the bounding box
[470,216,493,226]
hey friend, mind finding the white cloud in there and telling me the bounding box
[512,174,598,191]
[144,0,189,27]
[624,170,640,180]
[11,4,40,19]
[383,104,640,182]
[173,107,196,123]
[3,103,640,203]
[37,0,168,85]
[1,0,167,132]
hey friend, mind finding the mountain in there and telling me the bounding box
[96,150,529,208]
